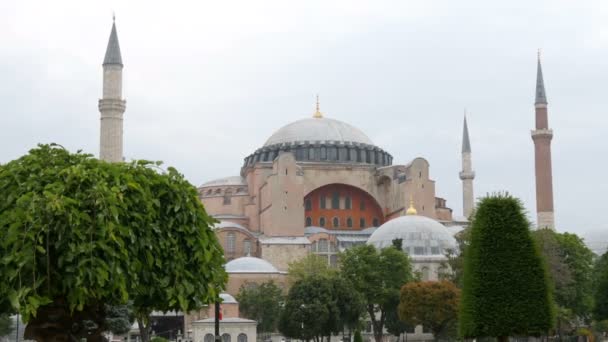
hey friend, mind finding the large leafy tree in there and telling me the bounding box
[459,194,554,341]
[440,227,471,288]
[340,244,413,342]
[237,281,284,334]
[593,251,608,322]
[279,274,364,342]
[287,254,336,284]
[398,281,460,340]
[533,229,594,330]
[0,145,227,342]
[279,276,335,342]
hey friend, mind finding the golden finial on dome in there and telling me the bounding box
[406,195,417,215]
[313,94,323,118]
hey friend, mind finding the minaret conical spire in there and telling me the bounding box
[462,113,471,153]
[99,17,126,163]
[460,111,475,219]
[535,50,547,105]
[103,18,123,66]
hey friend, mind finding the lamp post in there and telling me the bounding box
[215,301,221,342]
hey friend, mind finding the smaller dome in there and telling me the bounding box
[367,215,456,257]
[220,293,237,304]
[200,176,247,188]
[225,257,280,273]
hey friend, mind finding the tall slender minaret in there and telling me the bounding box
[459,113,475,219]
[98,17,126,162]
[531,53,555,230]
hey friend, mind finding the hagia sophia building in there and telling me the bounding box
[96,19,556,340]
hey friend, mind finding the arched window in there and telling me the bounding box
[318,239,329,252]
[319,217,326,227]
[237,334,247,342]
[222,333,231,342]
[345,196,352,209]
[226,233,236,253]
[305,198,312,211]
[332,192,340,209]
[332,217,339,228]
[347,217,353,228]
[305,217,312,227]
[223,189,232,205]
[359,218,366,228]
[205,334,215,342]
[243,239,251,256]
[373,218,379,227]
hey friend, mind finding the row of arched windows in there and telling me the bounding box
[200,187,247,197]
[306,194,362,210]
[305,216,379,228]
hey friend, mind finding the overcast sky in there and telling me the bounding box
[1,0,607,251]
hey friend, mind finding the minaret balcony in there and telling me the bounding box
[98,99,126,113]
[459,171,475,180]
[531,129,553,141]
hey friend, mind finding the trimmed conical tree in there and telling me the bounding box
[459,194,554,341]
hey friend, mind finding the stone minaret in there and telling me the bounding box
[98,18,126,162]
[531,54,555,230]
[459,114,475,219]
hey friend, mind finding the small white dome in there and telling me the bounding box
[367,215,457,257]
[264,117,373,146]
[225,257,280,273]
[220,293,237,304]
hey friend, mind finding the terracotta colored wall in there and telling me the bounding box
[304,184,384,229]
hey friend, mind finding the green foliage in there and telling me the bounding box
[104,304,134,335]
[459,194,554,338]
[0,314,13,337]
[279,274,364,341]
[279,276,335,341]
[534,229,594,324]
[150,337,169,342]
[0,145,227,340]
[398,281,460,339]
[594,251,608,321]
[237,281,283,333]
[440,227,470,287]
[287,254,336,284]
[353,329,363,342]
[340,244,413,342]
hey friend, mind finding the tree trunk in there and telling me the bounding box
[137,316,151,342]
[497,336,509,342]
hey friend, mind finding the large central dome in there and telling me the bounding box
[264,117,374,146]
[242,110,393,171]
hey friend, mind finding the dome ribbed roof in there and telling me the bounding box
[264,117,373,146]
[367,215,457,257]
[225,257,280,273]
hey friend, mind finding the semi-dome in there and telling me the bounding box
[264,117,374,146]
[225,256,280,274]
[367,215,457,257]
